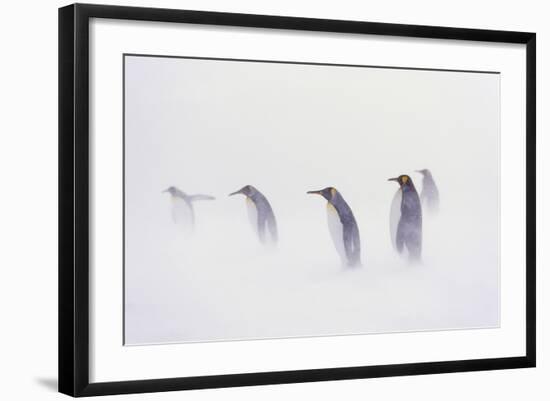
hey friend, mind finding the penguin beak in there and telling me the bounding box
[307,190,322,195]
[388,178,399,182]
[161,188,169,193]
[228,190,241,196]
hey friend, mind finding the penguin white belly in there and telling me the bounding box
[246,197,258,235]
[390,189,402,249]
[171,197,194,234]
[327,202,346,263]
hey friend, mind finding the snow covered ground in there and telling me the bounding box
[124,55,500,345]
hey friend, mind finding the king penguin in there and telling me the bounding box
[162,186,215,234]
[307,187,361,267]
[416,169,439,213]
[229,185,278,245]
[388,175,422,261]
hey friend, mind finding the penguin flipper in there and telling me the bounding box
[343,223,361,267]
[188,194,216,202]
[351,225,361,266]
[390,189,402,250]
[267,214,278,244]
[395,220,406,254]
[257,216,268,244]
[327,203,346,264]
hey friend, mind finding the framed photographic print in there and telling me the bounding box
[59,3,536,397]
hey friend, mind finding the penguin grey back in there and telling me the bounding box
[229,185,278,245]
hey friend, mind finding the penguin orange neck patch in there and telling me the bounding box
[401,176,409,184]
[330,188,337,198]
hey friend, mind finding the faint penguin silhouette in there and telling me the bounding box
[229,185,278,245]
[416,169,440,214]
[162,186,215,235]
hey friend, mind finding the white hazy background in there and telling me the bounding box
[124,55,500,345]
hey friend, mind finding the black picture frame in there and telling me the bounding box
[59,3,536,397]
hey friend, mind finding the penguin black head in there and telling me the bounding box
[307,187,338,201]
[388,175,415,189]
[229,185,257,198]
[162,186,178,195]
